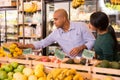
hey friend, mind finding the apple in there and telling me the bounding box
[10,62,18,69]
[4,64,13,72]
[39,56,51,62]
[16,65,25,72]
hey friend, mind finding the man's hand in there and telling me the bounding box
[25,44,35,49]
[14,42,25,49]
[14,42,35,49]
[70,45,87,57]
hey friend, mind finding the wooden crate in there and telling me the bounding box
[92,67,120,80]
[8,58,32,67]
[32,60,60,68]
[0,57,9,64]
[60,63,92,73]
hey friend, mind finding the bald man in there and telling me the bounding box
[18,9,95,58]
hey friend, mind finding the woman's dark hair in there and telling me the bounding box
[90,11,118,50]
[90,11,109,31]
[108,25,118,50]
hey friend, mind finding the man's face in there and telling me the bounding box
[53,13,65,28]
[89,23,97,31]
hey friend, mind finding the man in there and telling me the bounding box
[17,9,95,58]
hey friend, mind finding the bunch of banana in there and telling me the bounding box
[72,0,85,9]
[31,2,38,12]
[19,1,38,13]
[111,0,120,4]
[47,68,84,80]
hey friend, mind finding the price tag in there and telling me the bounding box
[23,48,32,54]
[3,47,11,54]
[55,49,65,60]
[82,49,95,59]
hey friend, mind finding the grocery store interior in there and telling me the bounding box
[0,0,120,55]
[0,0,120,80]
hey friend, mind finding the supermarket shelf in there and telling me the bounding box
[18,36,41,39]
[17,23,37,27]
[0,6,16,10]
[6,32,17,34]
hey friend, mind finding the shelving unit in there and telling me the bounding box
[0,6,18,46]
[16,0,42,44]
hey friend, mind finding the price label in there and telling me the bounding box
[55,49,65,60]
[3,47,11,54]
[82,49,95,59]
[23,48,32,54]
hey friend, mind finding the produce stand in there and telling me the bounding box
[0,56,120,80]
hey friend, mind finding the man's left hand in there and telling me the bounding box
[70,45,87,57]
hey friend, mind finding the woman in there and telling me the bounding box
[89,11,118,61]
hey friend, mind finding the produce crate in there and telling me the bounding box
[14,54,41,60]
[60,63,92,73]
[92,67,120,80]
[0,57,9,64]
[44,66,92,80]
[32,60,60,68]
[8,58,32,68]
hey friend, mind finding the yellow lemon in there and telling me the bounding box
[10,43,17,49]
[38,76,47,80]
[15,47,20,52]
[13,52,18,57]
[104,76,114,80]
[34,70,46,78]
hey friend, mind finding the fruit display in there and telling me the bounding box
[110,0,120,4]
[37,56,62,63]
[96,60,120,69]
[47,68,84,80]
[72,0,85,9]
[0,62,47,80]
[0,43,23,58]
[105,2,120,11]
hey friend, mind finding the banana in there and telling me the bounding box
[66,69,76,76]
[72,0,85,9]
[73,73,84,80]
[47,72,54,80]
[24,2,34,13]
[57,69,68,80]
[47,68,63,80]
[31,2,37,12]
[72,0,79,9]
[64,75,73,80]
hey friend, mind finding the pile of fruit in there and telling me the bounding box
[47,68,84,80]
[96,60,120,69]
[0,62,25,80]
[37,56,62,63]
[72,0,85,9]
[0,62,47,80]
[0,43,23,58]
[105,1,120,11]
[110,0,120,4]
